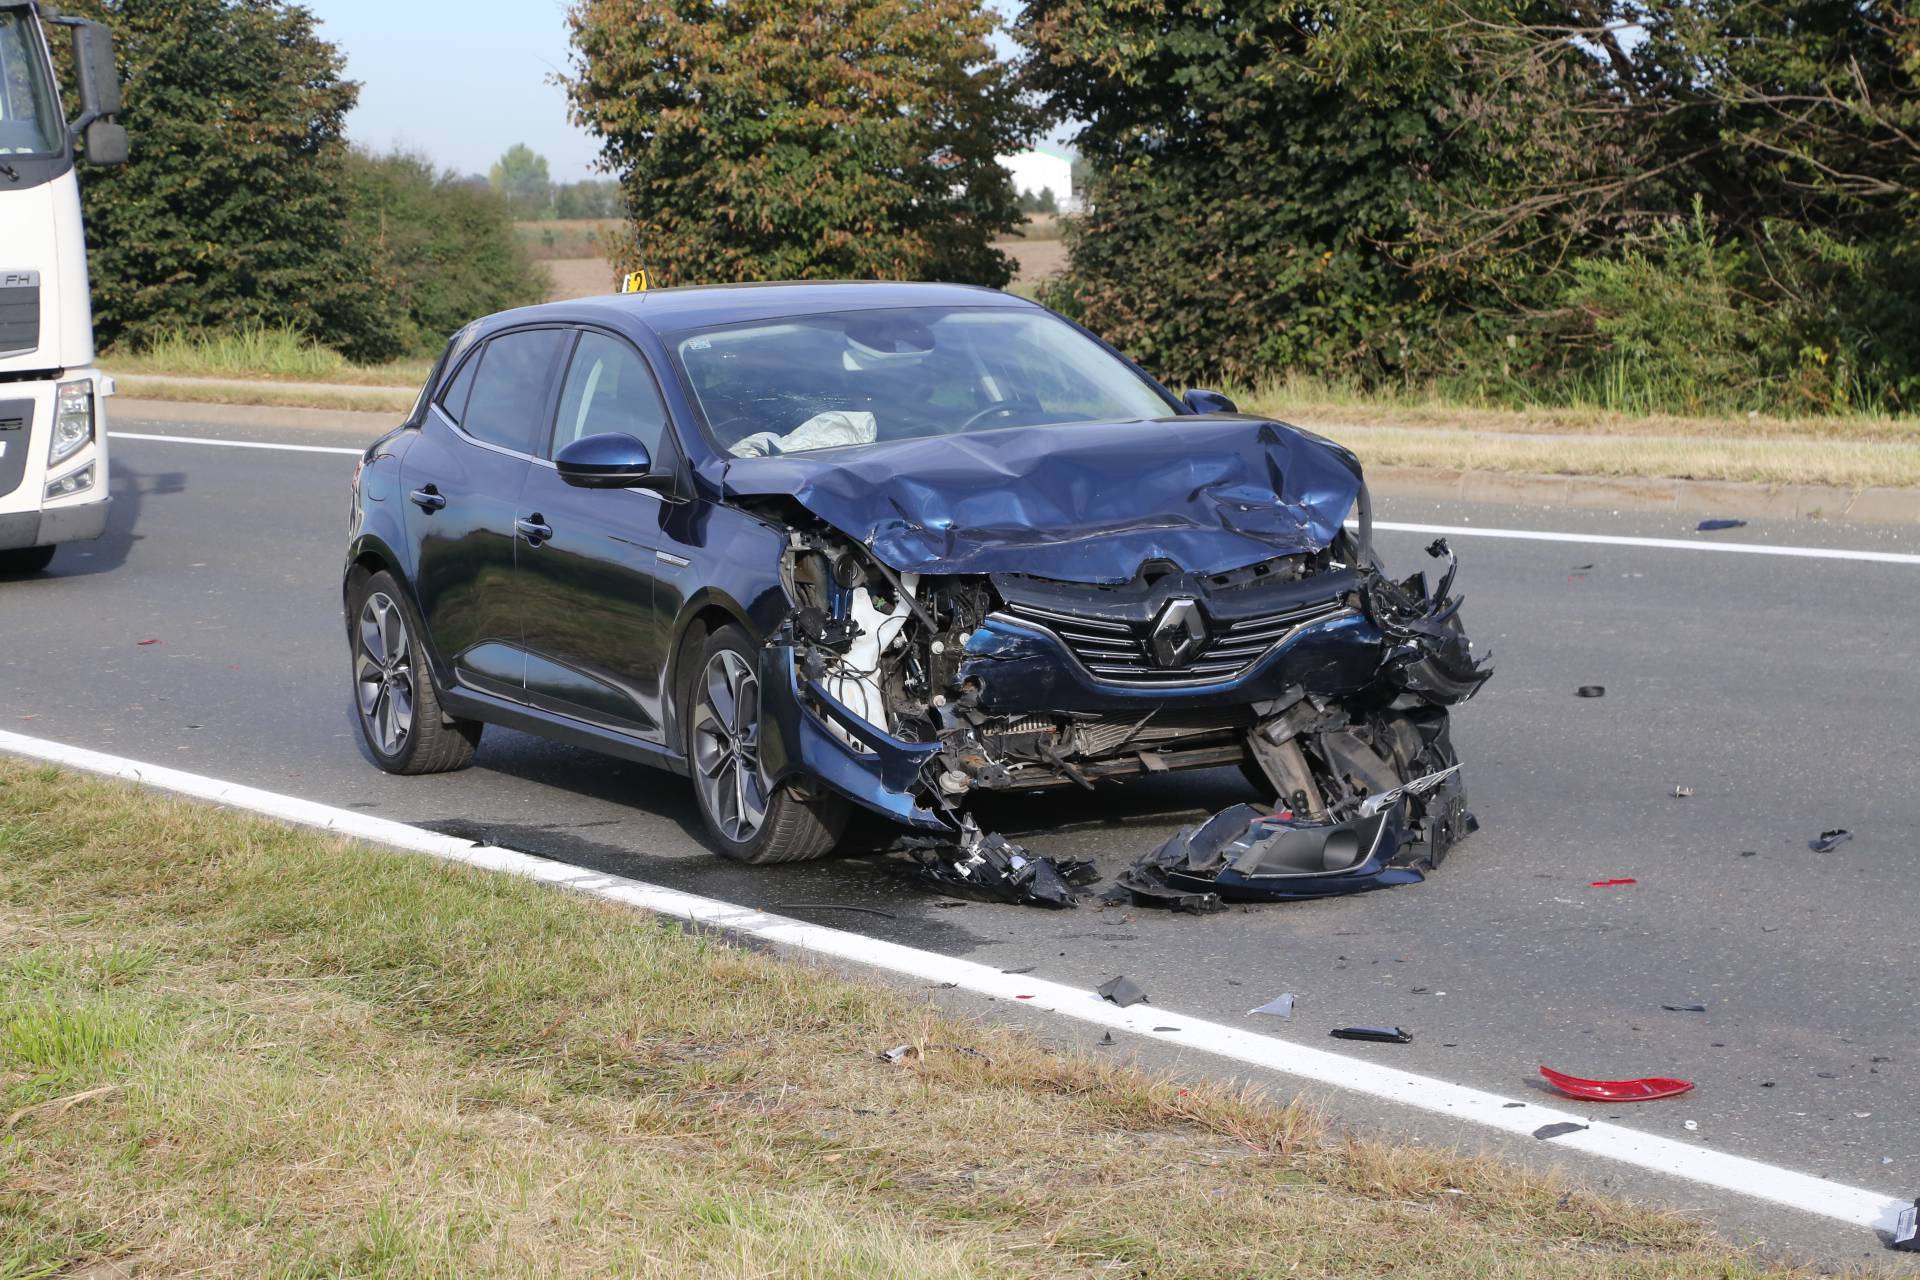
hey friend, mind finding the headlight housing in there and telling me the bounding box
[49,380,95,466]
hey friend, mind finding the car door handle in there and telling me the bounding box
[515,516,552,544]
[409,486,446,512]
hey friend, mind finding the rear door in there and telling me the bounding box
[515,328,681,738]
[400,326,569,702]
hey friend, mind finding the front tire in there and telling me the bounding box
[0,546,57,575]
[348,570,482,775]
[684,624,846,864]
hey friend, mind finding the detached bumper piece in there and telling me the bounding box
[1105,792,1454,911]
[903,817,1098,908]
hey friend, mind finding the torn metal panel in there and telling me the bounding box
[722,417,1364,583]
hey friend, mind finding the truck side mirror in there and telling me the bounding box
[82,120,128,166]
[67,21,127,165]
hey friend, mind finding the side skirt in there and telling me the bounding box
[440,686,690,778]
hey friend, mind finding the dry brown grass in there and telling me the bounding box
[114,377,417,416]
[0,766,1814,1278]
[1330,425,1920,489]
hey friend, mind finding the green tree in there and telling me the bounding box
[489,143,553,217]
[1016,0,1604,385]
[554,178,622,219]
[345,150,550,354]
[56,0,398,359]
[564,0,1040,288]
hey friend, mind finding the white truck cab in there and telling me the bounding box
[0,2,124,574]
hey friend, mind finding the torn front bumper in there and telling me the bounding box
[757,638,948,829]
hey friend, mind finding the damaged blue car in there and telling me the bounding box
[343,282,1490,903]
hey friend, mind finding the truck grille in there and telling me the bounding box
[0,272,41,358]
[1001,596,1350,686]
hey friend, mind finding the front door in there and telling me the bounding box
[516,330,681,739]
[401,327,568,701]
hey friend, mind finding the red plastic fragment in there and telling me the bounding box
[1589,878,1637,887]
[1539,1064,1694,1102]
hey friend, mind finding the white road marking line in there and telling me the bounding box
[1369,519,1920,566]
[109,431,362,457]
[103,430,1920,566]
[0,726,1906,1237]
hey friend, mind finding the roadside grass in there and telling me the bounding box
[108,325,433,388]
[1336,426,1920,490]
[0,766,1807,1279]
[114,377,417,417]
[1241,374,1920,445]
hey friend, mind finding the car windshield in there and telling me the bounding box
[0,9,61,157]
[670,305,1177,458]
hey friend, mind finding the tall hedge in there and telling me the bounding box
[1016,1,1599,387]
[58,0,399,359]
[345,151,549,355]
[565,0,1040,288]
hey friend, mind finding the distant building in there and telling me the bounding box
[998,145,1077,212]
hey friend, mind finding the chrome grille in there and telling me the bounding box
[1001,596,1349,686]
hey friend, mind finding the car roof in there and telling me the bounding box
[472,280,1040,339]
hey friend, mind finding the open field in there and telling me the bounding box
[0,766,1802,1278]
[514,217,624,261]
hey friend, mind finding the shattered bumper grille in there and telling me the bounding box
[997,597,1352,686]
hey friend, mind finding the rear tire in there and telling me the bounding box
[0,546,56,575]
[683,623,847,864]
[348,570,482,775]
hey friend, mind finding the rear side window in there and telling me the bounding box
[549,332,669,460]
[436,350,480,425]
[460,329,569,454]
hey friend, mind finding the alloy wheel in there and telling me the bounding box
[691,649,770,843]
[355,591,415,756]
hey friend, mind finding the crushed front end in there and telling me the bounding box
[755,482,1492,906]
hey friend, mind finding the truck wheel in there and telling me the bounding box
[684,623,847,864]
[349,570,482,774]
[0,546,56,575]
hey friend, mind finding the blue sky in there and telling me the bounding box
[311,1,1032,186]
[311,0,603,183]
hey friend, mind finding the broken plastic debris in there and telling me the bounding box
[1248,993,1296,1019]
[1696,518,1747,531]
[880,1044,916,1065]
[1097,975,1148,1008]
[1098,1032,1116,1047]
[1683,1120,1699,1131]
[1809,828,1853,852]
[1575,686,1605,698]
[1661,1003,1707,1013]
[1891,1200,1920,1252]
[1539,1065,1695,1102]
[903,819,1096,908]
[136,638,160,646]
[1671,785,1694,798]
[1532,1121,1588,1140]
[1590,878,1637,887]
[1330,1026,1412,1044]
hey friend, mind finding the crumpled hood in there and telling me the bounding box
[719,416,1363,583]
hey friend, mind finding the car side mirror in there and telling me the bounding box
[1182,389,1238,415]
[554,432,668,490]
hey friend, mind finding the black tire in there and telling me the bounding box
[348,570,482,775]
[0,546,56,575]
[682,623,847,864]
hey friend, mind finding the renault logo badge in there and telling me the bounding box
[1148,598,1207,668]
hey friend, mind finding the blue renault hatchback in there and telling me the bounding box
[344,282,1488,879]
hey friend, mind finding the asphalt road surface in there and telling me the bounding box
[7,410,1919,1264]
